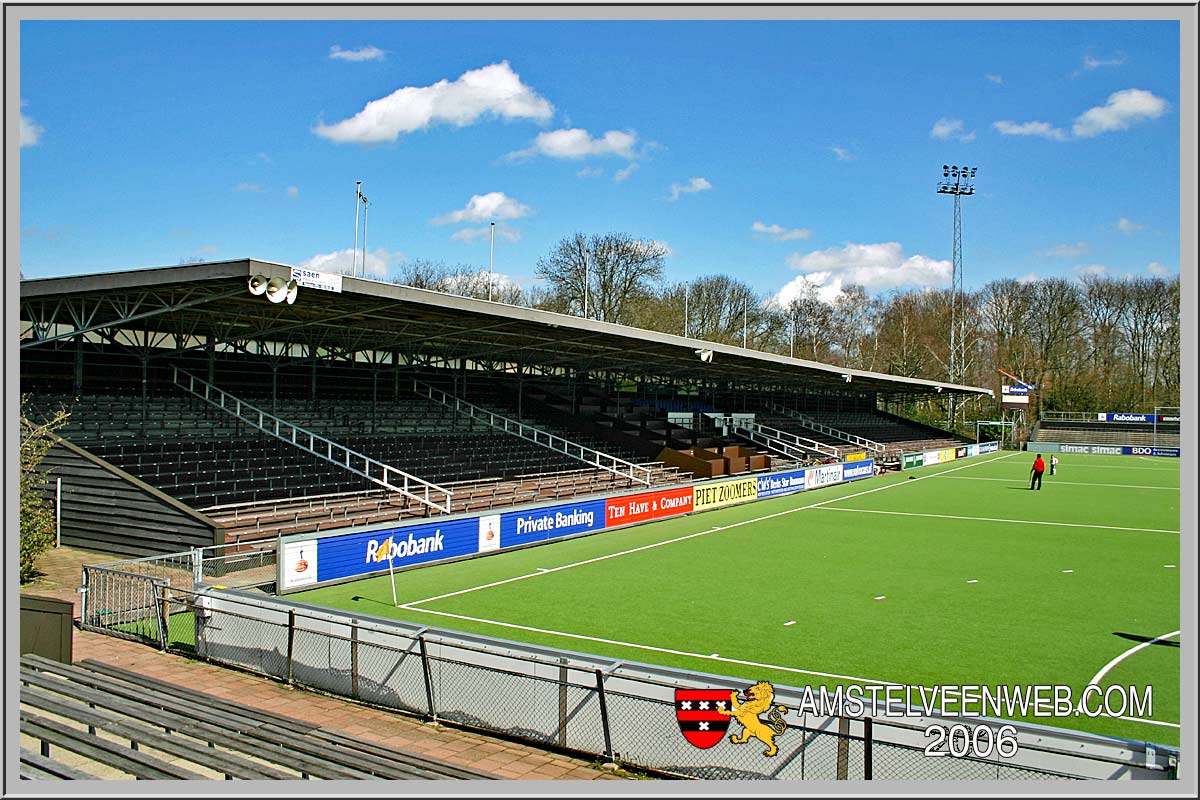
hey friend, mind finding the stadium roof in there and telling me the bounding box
[20,259,993,398]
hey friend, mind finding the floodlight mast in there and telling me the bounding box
[935,164,978,430]
[353,181,362,278]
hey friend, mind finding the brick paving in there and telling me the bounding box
[20,545,640,783]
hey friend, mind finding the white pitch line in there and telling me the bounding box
[1084,629,1180,689]
[395,603,908,687]
[1111,715,1181,729]
[404,452,1020,607]
[817,506,1179,534]
[934,476,1179,491]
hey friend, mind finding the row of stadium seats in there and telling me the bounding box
[1032,421,1180,447]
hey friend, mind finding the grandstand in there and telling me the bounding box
[20,260,989,556]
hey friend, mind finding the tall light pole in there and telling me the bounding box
[936,164,977,430]
[488,222,495,302]
[352,181,362,277]
[360,191,369,277]
[683,282,689,337]
[582,247,589,320]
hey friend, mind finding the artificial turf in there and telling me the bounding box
[292,450,1182,746]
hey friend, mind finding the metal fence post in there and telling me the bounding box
[350,621,359,699]
[192,547,203,587]
[557,658,569,748]
[594,669,614,762]
[286,610,296,685]
[418,636,437,722]
[863,717,873,780]
[155,581,169,651]
[836,716,849,779]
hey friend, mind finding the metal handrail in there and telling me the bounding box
[764,401,885,452]
[731,426,819,463]
[413,380,653,487]
[171,367,452,514]
[735,421,841,459]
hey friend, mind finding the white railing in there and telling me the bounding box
[764,401,885,453]
[730,426,816,462]
[171,368,452,515]
[732,421,841,459]
[413,380,653,487]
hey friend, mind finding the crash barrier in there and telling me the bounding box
[898,441,999,470]
[77,582,1178,781]
[1024,442,1180,458]
[274,459,878,593]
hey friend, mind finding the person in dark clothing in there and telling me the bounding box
[1030,454,1046,490]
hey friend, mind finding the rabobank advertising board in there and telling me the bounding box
[313,516,481,585]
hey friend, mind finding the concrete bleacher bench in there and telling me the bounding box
[19,655,500,781]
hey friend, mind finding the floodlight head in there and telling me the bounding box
[248,274,269,296]
[696,349,714,363]
[842,374,852,383]
[936,385,944,393]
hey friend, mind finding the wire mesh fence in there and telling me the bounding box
[79,561,1177,782]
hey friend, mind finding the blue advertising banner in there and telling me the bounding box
[1099,413,1155,423]
[842,460,875,481]
[315,516,481,583]
[756,470,806,499]
[500,498,607,549]
[1123,446,1181,458]
[979,441,1000,454]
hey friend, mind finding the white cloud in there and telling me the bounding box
[930,117,976,142]
[614,163,639,183]
[577,166,603,178]
[286,185,300,198]
[313,61,553,144]
[507,128,637,160]
[752,221,812,242]
[985,74,1004,85]
[433,192,531,225]
[1016,272,1042,284]
[992,120,1068,141]
[667,177,711,201]
[1072,89,1168,138]
[1073,263,1108,277]
[1147,261,1170,276]
[776,242,952,305]
[329,44,386,62]
[830,146,854,161]
[1038,241,1089,258]
[301,247,401,279]
[20,101,44,147]
[1082,54,1126,71]
[451,223,521,243]
[1116,217,1146,235]
[194,245,220,256]
[235,183,264,192]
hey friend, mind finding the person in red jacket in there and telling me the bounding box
[1030,454,1046,490]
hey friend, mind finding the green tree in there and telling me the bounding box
[20,397,68,584]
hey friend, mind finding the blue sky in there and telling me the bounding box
[17,17,1181,303]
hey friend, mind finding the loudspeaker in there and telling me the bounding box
[248,274,269,295]
[266,277,299,304]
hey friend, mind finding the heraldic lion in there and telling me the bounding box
[718,681,788,756]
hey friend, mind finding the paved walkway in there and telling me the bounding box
[21,546,639,783]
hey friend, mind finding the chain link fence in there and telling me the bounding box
[80,558,1178,782]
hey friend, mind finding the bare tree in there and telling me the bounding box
[534,233,666,325]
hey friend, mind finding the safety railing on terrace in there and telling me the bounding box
[76,562,1179,782]
[412,380,653,487]
[764,401,886,453]
[731,420,841,460]
[172,367,452,514]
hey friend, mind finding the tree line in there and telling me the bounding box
[385,232,1181,428]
